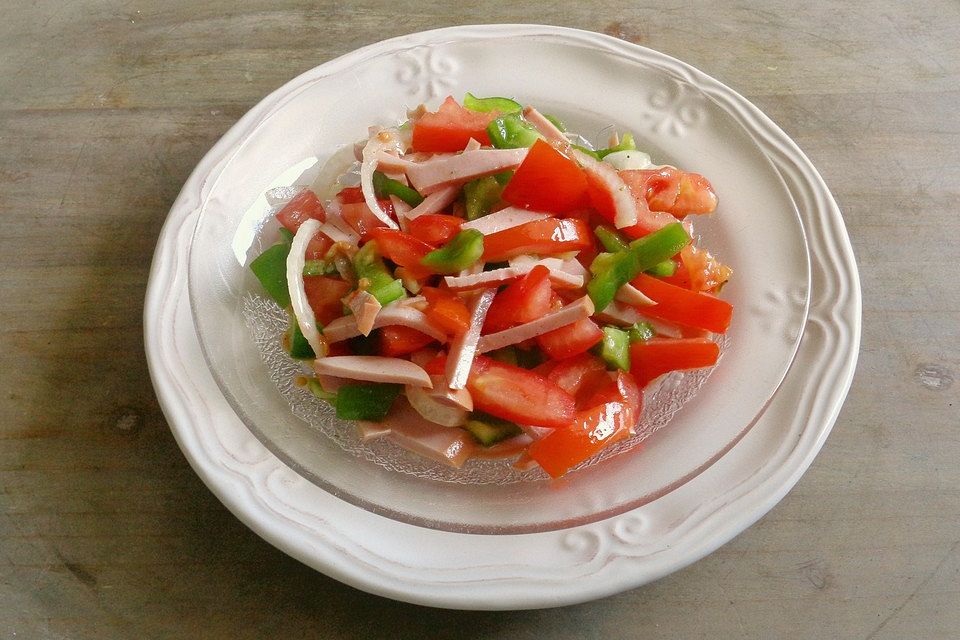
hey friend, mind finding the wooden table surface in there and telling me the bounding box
[2,2,958,638]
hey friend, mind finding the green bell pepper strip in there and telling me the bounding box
[599,326,631,371]
[587,222,690,312]
[486,114,544,149]
[489,346,519,367]
[571,144,601,161]
[353,241,407,306]
[463,176,503,220]
[645,259,677,277]
[250,233,293,307]
[464,412,523,446]
[543,114,567,132]
[421,229,484,274]
[335,383,402,421]
[628,321,655,343]
[594,225,629,253]
[287,316,317,359]
[463,93,522,114]
[597,132,638,159]
[302,259,337,276]
[305,378,336,402]
[372,171,424,207]
[493,170,514,186]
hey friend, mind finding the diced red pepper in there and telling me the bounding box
[536,317,604,360]
[483,265,552,334]
[527,402,632,478]
[302,276,351,326]
[275,189,326,233]
[482,217,593,262]
[411,96,495,153]
[407,213,464,246]
[380,326,437,357]
[466,355,576,428]
[630,273,733,333]
[421,287,471,336]
[628,337,720,388]
[501,139,589,213]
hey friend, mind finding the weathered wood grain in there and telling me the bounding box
[1,1,958,639]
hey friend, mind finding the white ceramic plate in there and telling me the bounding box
[145,25,860,608]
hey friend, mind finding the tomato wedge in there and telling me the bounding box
[380,326,436,357]
[466,355,576,428]
[670,172,717,216]
[336,186,365,205]
[536,317,604,360]
[421,287,471,336]
[631,273,733,333]
[275,189,326,233]
[549,353,611,406]
[367,228,435,278]
[629,337,720,388]
[483,265,552,333]
[501,139,588,212]
[482,217,593,262]
[302,276,351,326]
[407,213,464,246]
[341,201,396,238]
[581,370,642,422]
[679,243,731,292]
[617,171,678,238]
[527,402,632,478]
[411,96,496,152]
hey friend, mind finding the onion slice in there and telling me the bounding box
[360,127,402,230]
[286,218,326,357]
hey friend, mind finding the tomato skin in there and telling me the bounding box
[411,96,495,152]
[421,287,471,336]
[628,337,720,388]
[367,228,435,278]
[276,189,326,233]
[549,353,611,406]
[536,317,604,360]
[501,140,588,212]
[380,325,436,357]
[302,276,351,326]
[336,186,365,205]
[466,356,576,428]
[481,217,593,262]
[341,201,397,238]
[630,273,733,334]
[527,402,632,478]
[407,214,463,246]
[483,265,552,334]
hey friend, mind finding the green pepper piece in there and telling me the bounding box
[597,132,638,159]
[463,92,523,114]
[372,170,424,207]
[645,259,677,277]
[464,412,523,446]
[286,316,317,359]
[303,259,337,276]
[421,229,484,274]
[515,346,546,370]
[250,233,293,307]
[543,114,567,132]
[493,170,514,186]
[486,114,544,149]
[587,223,690,312]
[628,321,655,343]
[353,241,407,306]
[599,326,631,371]
[335,383,402,421]
[305,378,336,403]
[488,346,519,367]
[463,176,503,220]
[594,225,629,253]
[571,144,601,161]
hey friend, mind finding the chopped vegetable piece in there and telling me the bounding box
[630,273,733,333]
[587,222,690,312]
[501,139,588,213]
[536,317,604,360]
[482,217,593,262]
[287,316,317,359]
[463,93,523,114]
[302,259,337,276]
[463,176,504,220]
[594,225,629,252]
[379,326,436,357]
[335,383,402,421]
[411,96,495,152]
[407,214,463,246]
[528,402,631,478]
[250,237,292,307]
[305,377,337,402]
[336,186,365,204]
[483,265,552,333]
[372,171,424,207]
[466,355,576,428]
[629,337,720,388]
[367,228,435,278]
[680,243,732,292]
[421,287,471,336]
[421,229,485,274]
[645,259,677,277]
[572,144,601,161]
[275,189,326,233]
[493,170,514,186]
[549,353,611,405]
[352,241,407,306]
[599,326,631,371]
[486,113,544,149]
[596,132,637,159]
[488,346,519,366]
[543,114,566,132]
[628,321,656,342]
[340,200,396,237]
[671,172,718,216]
[464,412,523,446]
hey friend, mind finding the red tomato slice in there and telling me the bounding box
[467,355,576,429]
[336,186,365,205]
[501,139,588,212]
[549,353,611,407]
[629,337,720,388]
[304,232,333,260]
[669,172,717,216]
[407,213,464,246]
[630,273,733,333]
[483,265,552,334]
[536,317,603,360]
[411,96,496,153]
[527,402,632,478]
[481,218,593,262]
[302,276,351,326]
[421,287,471,336]
[581,371,642,424]
[275,189,326,233]
[367,228,435,278]
[617,171,678,238]
[679,243,731,292]
[380,325,437,357]
[341,201,396,238]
